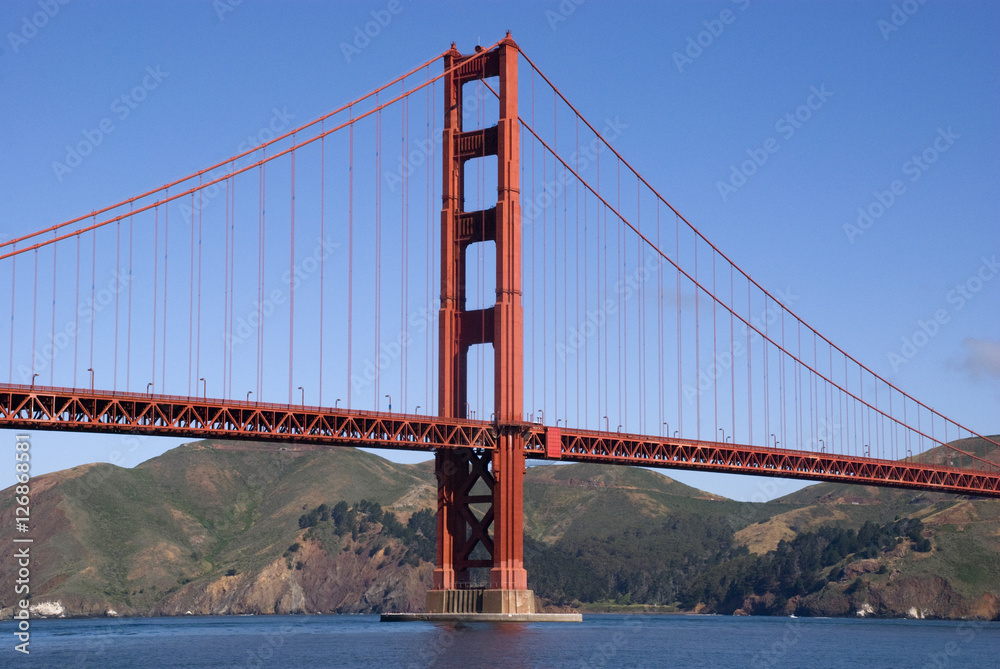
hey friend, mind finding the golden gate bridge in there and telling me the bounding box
[2,34,998,616]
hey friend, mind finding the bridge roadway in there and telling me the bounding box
[2,383,998,498]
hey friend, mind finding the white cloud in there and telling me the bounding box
[961,338,1000,380]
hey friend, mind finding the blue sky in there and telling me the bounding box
[1,0,998,501]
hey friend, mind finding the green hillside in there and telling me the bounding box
[1,438,997,620]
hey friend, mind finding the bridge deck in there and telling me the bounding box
[2,384,998,499]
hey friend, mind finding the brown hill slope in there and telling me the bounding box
[1,438,997,619]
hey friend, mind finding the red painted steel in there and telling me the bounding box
[433,35,531,598]
[0,384,496,452]
[525,427,1000,498]
[545,427,562,459]
[4,384,998,501]
[490,34,528,594]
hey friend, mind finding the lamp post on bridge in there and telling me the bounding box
[771,433,778,448]
[335,398,341,409]
[199,377,206,399]
[247,390,253,403]
[87,368,94,391]
[603,415,609,431]
[385,394,392,412]
[31,373,39,388]
[147,382,153,396]
[298,386,304,406]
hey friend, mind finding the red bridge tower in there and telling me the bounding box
[426,34,535,615]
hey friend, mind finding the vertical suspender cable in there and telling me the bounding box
[713,249,717,439]
[290,137,296,404]
[401,90,408,413]
[347,107,354,408]
[425,78,431,410]
[75,230,81,387]
[8,243,15,384]
[615,160,628,424]
[90,224,96,384]
[638,183,643,432]
[161,195,169,393]
[657,201,662,433]
[730,264,735,443]
[530,73,536,416]
[542,110,548,417]
[152,207,159,390]
[197,179,203,393]
[229,170,236,397]
[31,249,38,382]
[255,163,265,400]
[576,116,582,426]
[426,78,432,410]
[694,237,699,439]
[226,170,236,398]
[51,232,58,385]
[113,220,119,389]
[676,214,681,437]
[189,193,195,395]
[552,89,557,421]
[319,124,325,406]
[127,204,133,390]
[223,178,230,397]
[375,100,382,408]
[747,279,752,444]
[779,311,785,449]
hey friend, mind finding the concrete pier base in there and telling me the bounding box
[381,612,582,623]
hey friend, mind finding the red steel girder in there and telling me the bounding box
[526,426,1000,498]
[5,382,997,498]
[0,384,495,453]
